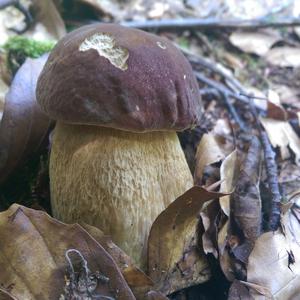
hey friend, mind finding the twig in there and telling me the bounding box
[222,93,248,132]
[195,71,249,132]
[249,99,281,231]
[182,47,246,93]
[120,17,300,31]
[194,71,249,105]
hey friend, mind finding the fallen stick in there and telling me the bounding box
[120,17,300,31]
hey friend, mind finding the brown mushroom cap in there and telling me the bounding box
[37,24,202,132]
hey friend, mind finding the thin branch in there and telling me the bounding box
[184,49,266,116]
[195,71,248,132]
[194,71,250,106]
[120,17,300,31]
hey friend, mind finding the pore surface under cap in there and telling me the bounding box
[37,24,202,132]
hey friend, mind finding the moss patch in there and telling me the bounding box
[2,36,55,75]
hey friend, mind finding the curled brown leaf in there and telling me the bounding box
[0,204,135,300]
[0,55,52,183]
[148,186,228,295]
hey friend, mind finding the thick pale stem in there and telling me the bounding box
[50,122,193,266]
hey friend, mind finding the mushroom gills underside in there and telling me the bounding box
[50,122,193,267]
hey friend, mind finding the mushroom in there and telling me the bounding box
[36,24,202,267]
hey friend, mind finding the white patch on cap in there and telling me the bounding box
[79,33,129,71]
[157,41,167,49]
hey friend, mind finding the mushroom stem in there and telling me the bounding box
[50,122,193,267]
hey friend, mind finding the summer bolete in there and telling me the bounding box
[36,24,202,266]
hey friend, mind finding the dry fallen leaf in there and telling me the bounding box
[0,55,52,183]
[229,137,262,263]
[81,223,154,300]
[148,186,228,295]
[218,219,235,281]
[219,149,239,216]
[271,85,300,109]
[247,199,300,299]
[201,148,239,281]
[199,149,237,262]
[267,100,288,121]
[231,138,261,242]
[229,30,280,56]
[200,199,220,258]
[0,204,135,300]
[194,133,226,185]
[265,47,300,68]
[260,117,300,164]
[244,87,268,111]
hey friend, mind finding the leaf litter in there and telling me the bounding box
[1,1,300,299]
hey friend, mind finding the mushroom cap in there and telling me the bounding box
[37,24,202,132]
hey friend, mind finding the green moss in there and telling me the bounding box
[1,36,55,75]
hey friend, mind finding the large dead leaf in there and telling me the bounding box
[0,204,135,300]
[265,47,300,68]
[148,186,228,295]
[247,199,300,299]
[229,30,280,56]
[0,55,52,183]
[260,117,300,164]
